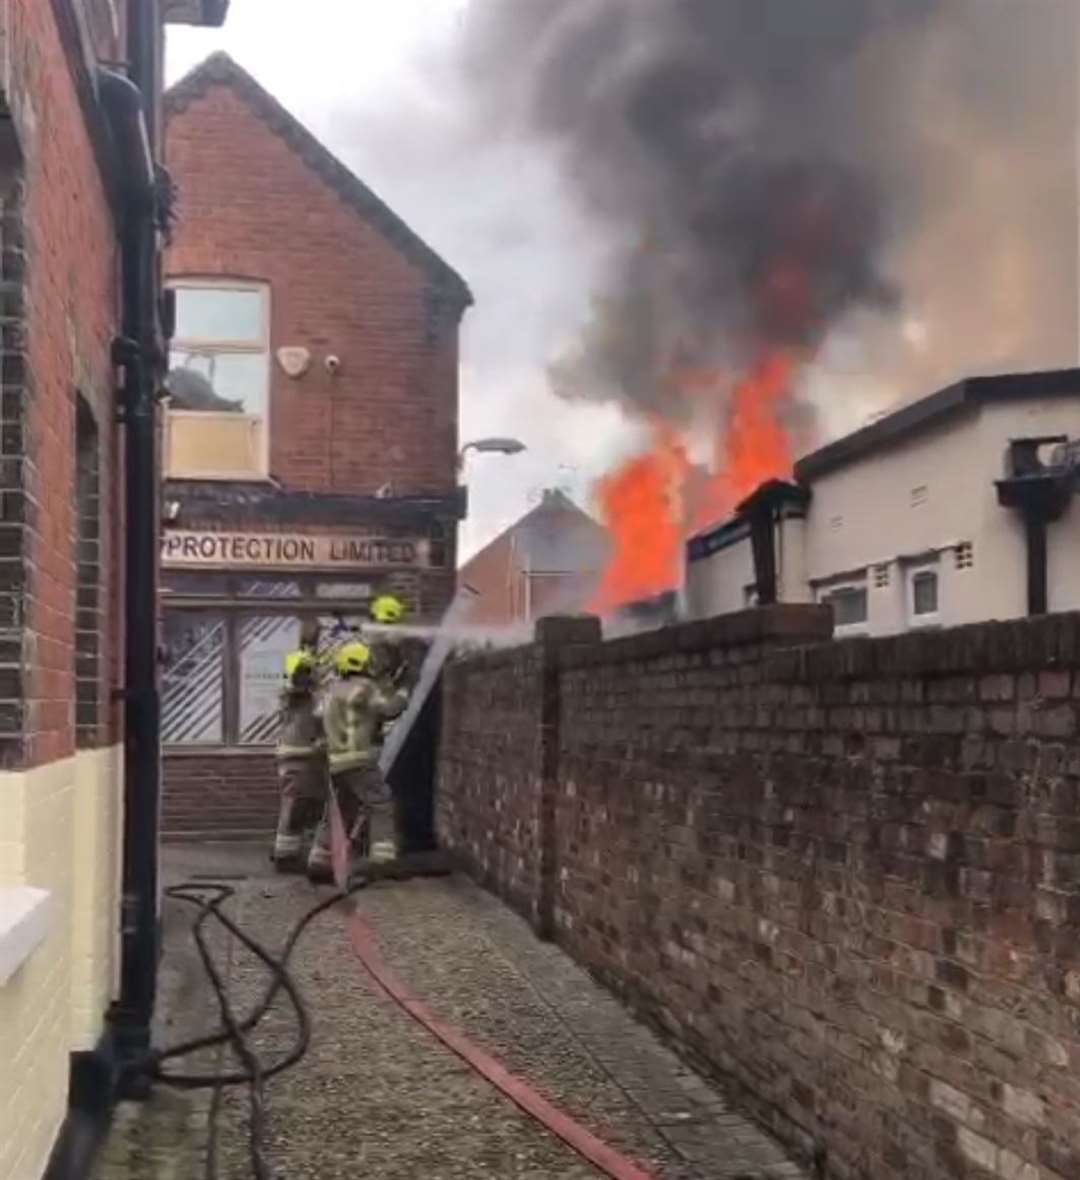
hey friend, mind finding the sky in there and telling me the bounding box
[165,0,640,560]
[166,1,1080,565]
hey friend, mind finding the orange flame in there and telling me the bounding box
[593,353,798,612]
[592,425,690,610]
[694,352,796,531]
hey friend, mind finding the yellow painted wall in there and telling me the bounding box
[71,746,123,1049]
[0,747,123,1180]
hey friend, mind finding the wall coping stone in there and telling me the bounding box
[560,605,834,669]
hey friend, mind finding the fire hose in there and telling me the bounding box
[148,876,662,1180]
[145,878,369,1180]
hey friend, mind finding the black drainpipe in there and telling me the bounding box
[737,480,810,609]
[1024,508,1049,617]
[99,0,164,1090]
[746,501,779,607]
[996,437,1073,618]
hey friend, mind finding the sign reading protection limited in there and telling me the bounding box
[162,530,428,570]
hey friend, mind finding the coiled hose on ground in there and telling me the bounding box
[146,879,367,1180]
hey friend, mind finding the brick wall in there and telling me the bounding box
[0,4,125,1174]
[164,63,465,499]
[162,750,278,839]
[439,608,1080,1180]
[0,0,122,768]
[438,644,545,920]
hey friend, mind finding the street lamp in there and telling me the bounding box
[457,436,526,473]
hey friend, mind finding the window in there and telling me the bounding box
[165,281,271,479]
[820,583,868,631]
[908,566,940,625]
[162,611,226,744]
[162,609,369,747]
[238,615,301,745]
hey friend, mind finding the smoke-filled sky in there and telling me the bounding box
[168,0,1079,555]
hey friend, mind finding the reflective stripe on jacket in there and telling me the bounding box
[323,675,407,774]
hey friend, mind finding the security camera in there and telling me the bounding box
[325,355,342,376]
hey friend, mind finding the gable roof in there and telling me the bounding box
[795,366,1080,484]
[462,490,610,578]
[165,52,472,308]
[459,490,611,625]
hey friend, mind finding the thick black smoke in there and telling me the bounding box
[464,0,1078,424]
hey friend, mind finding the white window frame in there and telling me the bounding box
[907,563,941,628]
[818,579,869,636]
[165,278,272,480]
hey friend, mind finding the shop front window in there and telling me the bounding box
[239,615,300,745]
[162,611,226,745]
[164,280,271,480]
[160,570,411,748]
[161,609,373,749]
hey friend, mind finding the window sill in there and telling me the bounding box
[0,886,51,986]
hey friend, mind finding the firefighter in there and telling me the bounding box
[370,593,406,627]
[299,618,333,690]
[272,650,326,870]
[367,594,409,745]
[307,640,408,880]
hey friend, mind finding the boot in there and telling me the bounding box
[305,841,333,883]
[271,832,304,873]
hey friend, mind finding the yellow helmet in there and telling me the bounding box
[371,594,406,625]
[284,650,315,684]
[335,641,371,676]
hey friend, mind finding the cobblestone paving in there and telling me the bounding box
[358,876,807,1180]
[94,844,808,1180]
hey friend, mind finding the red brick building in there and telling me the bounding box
[460,491,611,627]
[159,54,471,833]
[0,2,226,1177]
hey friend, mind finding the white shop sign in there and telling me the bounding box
[162,530,429,570]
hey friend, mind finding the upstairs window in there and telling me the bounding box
[909,565,941,626]
[165,281,271,480]
[820,582,868,632]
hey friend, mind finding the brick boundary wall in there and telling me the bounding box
[162,750,278,840]
[438,606,1080,1180]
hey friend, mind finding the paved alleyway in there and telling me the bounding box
[94,844,807,1180]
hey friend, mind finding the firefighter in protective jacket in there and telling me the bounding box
[272,650,326,868]
[307,640,408,879]
[367,593,409,747]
